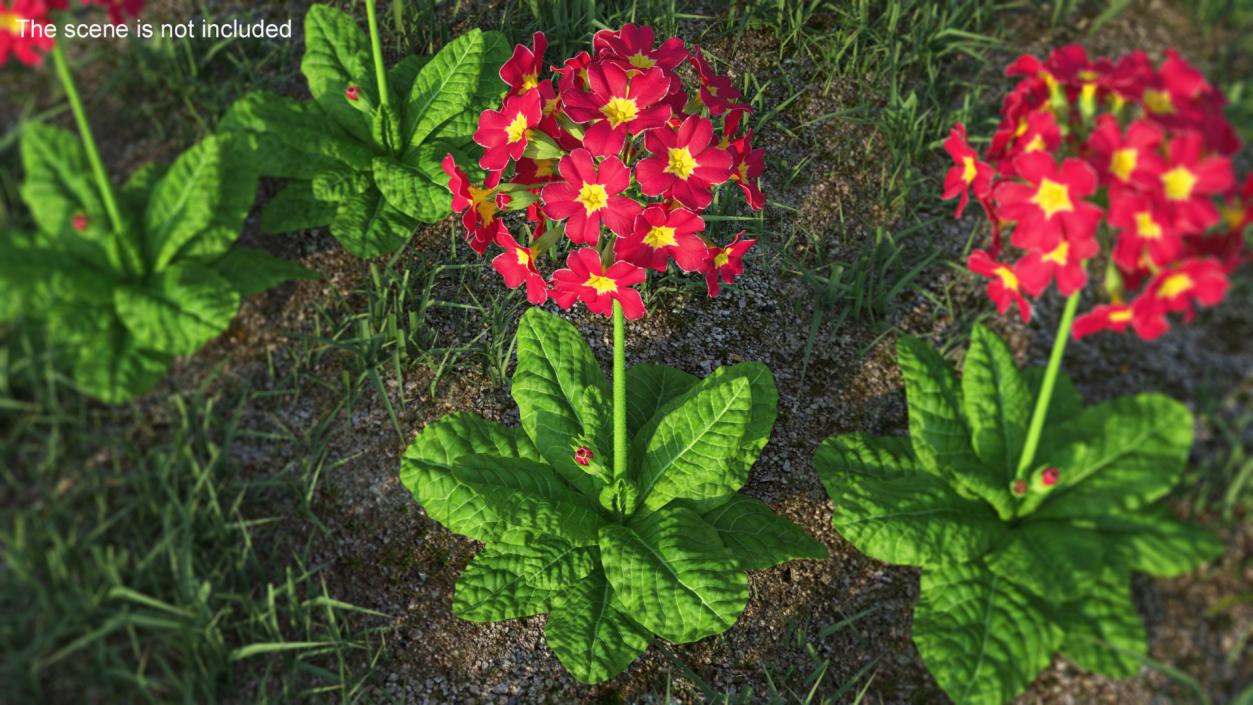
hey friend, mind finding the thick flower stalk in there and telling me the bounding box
[444,25,765,322]
[944,45,1246,342]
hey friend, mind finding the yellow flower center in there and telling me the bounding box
[1,12,21,35]
[1109,308,1133,323]
[1159,273,1193,298]
[1161,166,1197,201]
[714,249,731,268]
[516,248,531,266]
[643,225,677,249]
[961,156,977,184]
[469,186,497,224]
[521,73,539,92]
[1135,211,1162,239]
[707,84,719,97]
[1014,119,1029,138]
[1110,148,1137,182]
[664,147,698,179]
[543,96,561,117]
[1031,178,1074,219]
[1024,135,1047,153]
[996,266,1019,290]
[576,183,609,213]
[1042,241,1069,265]
[1222,205,1246,230]
[1080,83,1097,102]
[1143,89,1173,114]
[584,273,618,294]
[628,52,656,69]
[737,161,750,181]
[600,97,640,127]
[505,112,530,143]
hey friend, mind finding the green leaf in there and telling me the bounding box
[372,103,403,154]
[404,29,484,150]
[897,336,973,472]
[419,31,510,147]
[626,363,698,436]
[209,247,320,297]
[113,261,240,356]
[72,318,172,404]
[1057,565,1145,678]
[599,505,747,643]
[330,188,416,258]
[301,4,375,145]
[1034,394,1193,519]
[145,137,221,270]
[372,155,451,222]
[898,336,1014,518]
[221,91,373,178]
[1022,366,1083,428]
[1090,509,1222,577]
[260,181,338,234]
[545,570,653,684]
[388,54,428,100]
[833,468,1005,568]
[512,308,612,497]
[209,133,261,237]
[962,324,1030,473]
[19,122,117,269]
[404,452,602,546]
[813,432,918,504]
[452,545,554,621]
[120,162,165,220]
[985,519,1105,600]
[492,532,597,590]
[702,495,827,569]
[914,563,1063,705]
[631,362,775,511]
[0,236,116,308]
[403,412,544,469]
[311,167,373,202]
[637,376,752,511]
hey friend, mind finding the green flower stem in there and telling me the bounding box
[613,300,627,479]
[1016,292,1082,477]
[364,0,390,110]
[50,41,123,234]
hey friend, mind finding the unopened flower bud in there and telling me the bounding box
[345,85,360,102]
[72,214,89,232]
[574,446,593,466]
[1011,479,1028,497]
[1041,467,1060,486]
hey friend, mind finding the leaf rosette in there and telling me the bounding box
[221,4,509,258]
[814,324,1222,705]
[400,308,826,683]
[1,124,316,403]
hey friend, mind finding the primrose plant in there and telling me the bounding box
[222,2,508,258]
[401,27,824,684]
[0,2,314,403]
[817,45,1243,705]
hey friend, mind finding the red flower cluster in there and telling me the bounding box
[445,26,763,320]
[1,0,143,67]
[1,0,55,66]
[944,45,1246,341]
